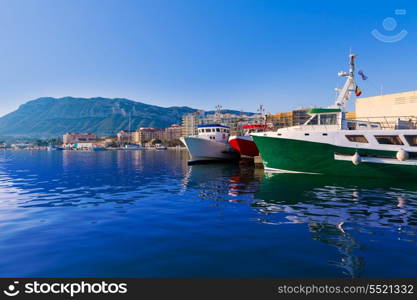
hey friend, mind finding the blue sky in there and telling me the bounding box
[0,0,416,116]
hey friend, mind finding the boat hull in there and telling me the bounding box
[228,136,259,157]
[181,136,239,163]
[252,135,417,178]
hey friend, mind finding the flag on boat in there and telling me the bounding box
[358,70,368,80]
[355,85,362,97]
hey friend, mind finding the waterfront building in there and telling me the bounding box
[270,112,293,128]
[346,112,356,120]
[117,130,133,144]
[292,109,310,126]
[355,90,417,128]
[133,128,165,144]
[270,109,310,128]
[63,133,97,145]
[164,124,182,141]
[181,112,200,137]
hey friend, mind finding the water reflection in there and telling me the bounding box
[256,173,417,276]
[0,150,416,277]
[185,163,417,276]
[1,150,190,209]
[255,173,417,231]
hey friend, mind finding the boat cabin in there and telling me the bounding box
[197,124,230,142]
[303,108,382,130]
[242,124,268,134]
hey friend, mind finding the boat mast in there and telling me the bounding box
[215,105,222,123]
[128,113,131,144]
[257,104,266,125]
[334,54,357,111]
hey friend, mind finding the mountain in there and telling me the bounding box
[0,97,253,138]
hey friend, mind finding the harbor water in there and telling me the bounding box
[0,149,416,277]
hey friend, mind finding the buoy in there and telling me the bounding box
[352,152,361,165]
[396,149,409,161]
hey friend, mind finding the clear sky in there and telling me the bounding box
[0,0,416,116]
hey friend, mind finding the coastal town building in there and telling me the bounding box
[181,112,200,137]
[270,109,310,128]
[133,128,165,144]
[63,133,97,144]
[164,124,182,141]
[117,130,133,144]
[346,112,356,120]
[270,112,293,128]
[355,90,417,128]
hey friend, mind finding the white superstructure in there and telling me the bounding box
[180,124,239,163]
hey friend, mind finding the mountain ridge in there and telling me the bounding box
[0,97,253,138]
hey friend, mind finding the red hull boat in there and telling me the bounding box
[228,124,269,157]
[228,135,259,157]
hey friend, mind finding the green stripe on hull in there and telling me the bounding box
[252,135,417,178]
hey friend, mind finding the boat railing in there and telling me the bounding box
[353,116,417,130]
[275,116,417,131]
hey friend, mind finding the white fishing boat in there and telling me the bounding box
[124,144,145,150]
[180,124,240,163]
[155,144,167,150]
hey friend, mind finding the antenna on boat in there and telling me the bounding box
[215,105,222,122]
[257,104,267,125]
[334,53,357,111]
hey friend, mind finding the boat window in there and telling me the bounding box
[307,115,318,125]
[375,135,404,145]
[345,135,368,143]
[358,123,368,128]
[404,135,417,146]
[320,114,337,125]
[216,128,220,132]
[347,122,356,130]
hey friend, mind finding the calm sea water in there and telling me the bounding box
[0,149,416,277]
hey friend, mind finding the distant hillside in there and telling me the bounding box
[0,97,253,138]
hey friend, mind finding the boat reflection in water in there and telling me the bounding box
[254,173,417,277]
[184,163,417,277]
[181,163,263,203]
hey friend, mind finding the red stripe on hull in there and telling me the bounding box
[229,137,259,157]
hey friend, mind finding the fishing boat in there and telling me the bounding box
[47,145,62,151]
[124,144,145,150]
[229,124,269,158]
[180,124,240,163]
[155,144,167,150]
[252,54,417,178]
